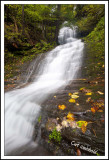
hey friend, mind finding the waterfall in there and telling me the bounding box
[5,25,84,155]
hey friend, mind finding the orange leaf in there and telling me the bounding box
[67,112,75,121]
[81,124,86,134]
[93,106,99,111]
[68,93,72,96]
[77,148,81,156]
[91,107,96,113]
[58,105,66,110]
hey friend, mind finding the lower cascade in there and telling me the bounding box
[5,26,84,155]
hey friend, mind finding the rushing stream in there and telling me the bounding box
[5,26,84,155]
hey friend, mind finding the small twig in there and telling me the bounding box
[92,128,97,137]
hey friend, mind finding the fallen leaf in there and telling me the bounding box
[68,93,72,96]
[85,92,92,95]
[56,124,62,132]
[61,120,69,127]
[86,97,91,103]
[71,94,79,99]
[76,103,79,106]
[91,107,96,113]
[67,112,75,121]
[97,91,104,95]
[80,87,85,91]
[69,98,76,103]
[77,148,81,156]
[91,101,104,108]
[81,88,91,93]
[58,105,66,110]
[97,109,103,112]
[81,123,86,134]
[54,96,56,98]
[93,106,99,111]
[76,121,88,128]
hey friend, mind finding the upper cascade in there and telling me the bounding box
[58,25,78,45]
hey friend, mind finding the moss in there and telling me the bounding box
[83,16,105,78]
[48,128,62,144]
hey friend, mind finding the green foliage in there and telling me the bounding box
[96,152,100,156]
[38,115,42,123]
[4,4,105,82]
[48,128,62,143]
[5,51,14,58]
[84,16,104,56]
[83,16,105,78]
[75,4,104,35]
[21,54,35,63]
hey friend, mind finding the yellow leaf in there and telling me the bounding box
[58,105,66,110]
[85,92,92,95]
[98,102,104,107]
[71,94,79,99]
[76,103,79,106]
[80,87,85,91]
[76,121,88,127]
[68,93,72,96]
[97,91,104,95]
[102,65,104,67]
[81,124,87,134]
[67,112,75,121]
[69,98,76,103]
[54,96,56,98]
[97,109,103,112]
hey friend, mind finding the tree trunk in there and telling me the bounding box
[22,4,25,35]
[13,16,18,33]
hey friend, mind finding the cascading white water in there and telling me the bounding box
[5,26,84,155]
